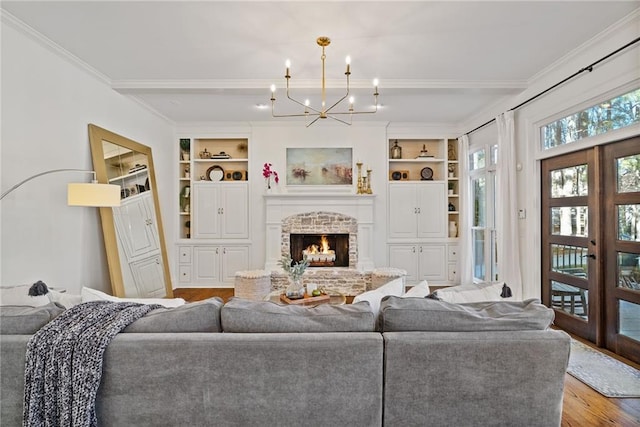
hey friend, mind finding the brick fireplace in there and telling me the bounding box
[264,194,375,272]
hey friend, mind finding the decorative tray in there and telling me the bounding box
[280,293,330,305]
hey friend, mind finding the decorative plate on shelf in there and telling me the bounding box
[206,165,224,181]
[420,167,434,180]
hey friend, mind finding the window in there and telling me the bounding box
[469,144,498,281]
[542,88,640,150]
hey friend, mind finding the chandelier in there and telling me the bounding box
[270,36,380,127]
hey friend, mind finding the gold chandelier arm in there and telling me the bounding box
[325,114,353,126]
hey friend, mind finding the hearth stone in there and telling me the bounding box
[270,269,370,296]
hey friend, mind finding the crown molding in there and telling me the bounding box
[1,10,111,85]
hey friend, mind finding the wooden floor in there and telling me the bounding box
[173,288,640,426]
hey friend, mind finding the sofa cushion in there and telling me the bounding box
[430,282,512,303]
[221,298,376,332]
[123,297,224,333]
[81,287,186,308]
[0,302,65,334]
[379,297,554,332]
[0,284,50,307]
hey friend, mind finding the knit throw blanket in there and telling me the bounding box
[23,300,160,427]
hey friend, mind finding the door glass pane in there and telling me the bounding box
[620,300,640,342]
[551,244,588,278]
[550,165,588,197]
[617,154,640,193]
[618,204,640,241]
[472,177,486,227]
[551,206,588,237]
[618,252,640,290]
[551,281,588,320]
[473,229,485,281]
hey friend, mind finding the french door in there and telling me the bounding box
[603,137,640,363]
[541,136,640,363]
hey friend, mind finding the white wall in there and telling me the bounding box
[0,16,174,294]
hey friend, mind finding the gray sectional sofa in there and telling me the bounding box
[1,296,571,427]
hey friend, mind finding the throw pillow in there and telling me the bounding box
[379,296,554,332]
[81,287,186,308]
[123,297,224,333]
[431,282,513,304]
[47,289,82,309]
[0,284,50,307]
[401,280,430,298]
[0,302,66,334]
[221,297,375,333]
[353,276,405,315]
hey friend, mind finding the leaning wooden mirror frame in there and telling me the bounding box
[88,124,173,298]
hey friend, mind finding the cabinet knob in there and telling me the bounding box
[419,246,423,253]
[216,248,219,254]
[223,248,226,254]
[221,208,224,214]
[412,247,416,253]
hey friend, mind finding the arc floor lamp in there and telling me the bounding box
[1,169,120,207]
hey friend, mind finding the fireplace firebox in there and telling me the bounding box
[290,233,349,267]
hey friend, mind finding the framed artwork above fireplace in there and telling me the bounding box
[286,147,353,186]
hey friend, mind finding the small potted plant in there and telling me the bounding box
[278,253,309,298]
[180,139,190,161]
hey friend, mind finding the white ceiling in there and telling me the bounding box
[3,1,639,127]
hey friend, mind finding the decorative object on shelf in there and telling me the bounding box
[180,185,190,213]
[262,163,279,190]
[184,166,190,179]
[366,167,373,194]
[420,167,433,180]
[0,169,120,207]
[269,36,379,127]
[390,170,410,181]
[449,221,458,238]
[180,139,190,161]
[211,151,231,159]
[278,254,310,299]
[199,148,212,159]
[448,181,455,194]
[206,165,224,181]
[236,141,248,153]
[390,140,402,159]
[448,202,456,212]
[417,144,433,158]
[448,162,456,177]
[224,170,247,181]
[448,143,457,160]
[184,220,191,238]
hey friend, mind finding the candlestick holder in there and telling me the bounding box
[366,169,372,194]
[356,162,365,194]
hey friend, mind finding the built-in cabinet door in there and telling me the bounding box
[193,246,220,284]
[388,245,419,283]
[193,184,221,239]
[220,184,249,239]
[221,246,250,284]
[389,183,446,239]
[418,244,447,281]
[388,184,418,238]
[113,193,159,259]
[416,183,446,238]
[129,255,165,298]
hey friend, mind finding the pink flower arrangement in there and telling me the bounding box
[262,163,279,189]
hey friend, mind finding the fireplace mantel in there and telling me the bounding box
[264,193,375,271]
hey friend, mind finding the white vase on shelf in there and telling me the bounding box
[449,221,458,238]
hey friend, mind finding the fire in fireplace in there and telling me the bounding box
[290,233,349,267]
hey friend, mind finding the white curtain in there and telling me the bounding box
[496,111,522,294]
[457,135,474,285]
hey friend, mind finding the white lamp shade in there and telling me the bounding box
[67,183,121,207]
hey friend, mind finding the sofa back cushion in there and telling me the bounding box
[0,303,65,334]
[379,297,554,332]
[221,298,376,332]
[123,297,224,333]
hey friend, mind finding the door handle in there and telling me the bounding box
[582,254,596,259]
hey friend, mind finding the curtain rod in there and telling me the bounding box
[462,36,640,137]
